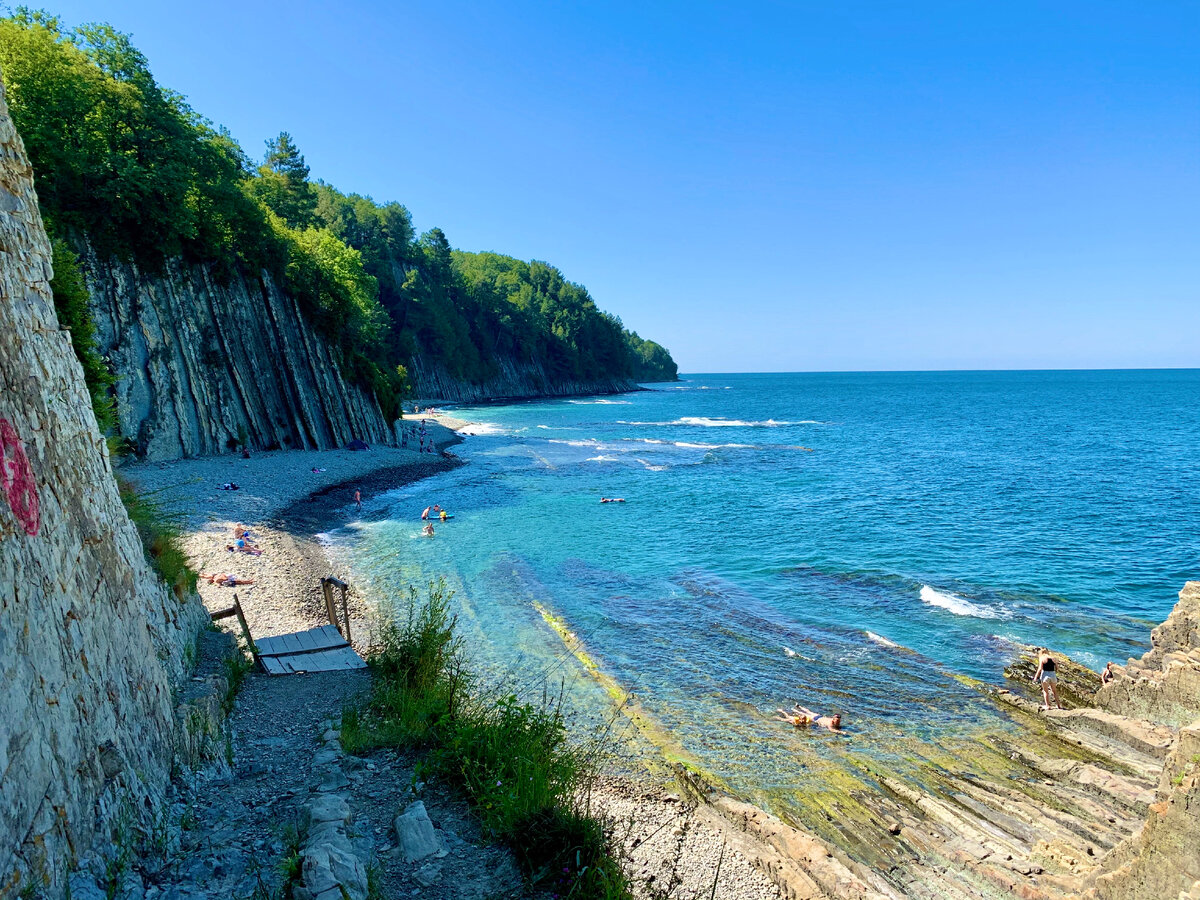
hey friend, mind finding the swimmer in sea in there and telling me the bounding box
[793,703,843,732]
[776,709,813,728]
[439,509,448,522]
[421,506,431,520]
[600,497,626,503]
[422,522,435,537]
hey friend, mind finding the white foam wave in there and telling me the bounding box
[919,585,1003,619]
[586,455,619,463]
[567,398,632,405]
[456,421,508,436]
[636,459,669,471]
[783,646,799,657]
[620,417,818,428]
[866,631,899,648]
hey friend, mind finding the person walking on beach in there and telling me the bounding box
[354,489,362,511]
[1033,648,1063,710]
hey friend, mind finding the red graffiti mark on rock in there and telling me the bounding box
[0,418,40,536]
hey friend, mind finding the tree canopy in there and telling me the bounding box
[0,9,677,434]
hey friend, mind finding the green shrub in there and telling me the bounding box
[115,475,198,597]
[345,579,631,899]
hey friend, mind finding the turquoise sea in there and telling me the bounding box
[333,370,1199,813]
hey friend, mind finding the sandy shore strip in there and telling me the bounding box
[118,414,472,645]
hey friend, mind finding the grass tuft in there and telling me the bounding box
[116,475,199,597]
[343,578,631,900]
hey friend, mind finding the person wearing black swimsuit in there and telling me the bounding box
[1033,648,1062,710]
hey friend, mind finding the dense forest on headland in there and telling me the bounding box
[0,9,677,426]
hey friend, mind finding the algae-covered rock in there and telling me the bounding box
[1004,645,1102,708]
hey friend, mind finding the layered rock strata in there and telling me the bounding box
[0,75,208,895]
[1095,580,1200,727]
[81,249,396,460]
[408,351,640,406]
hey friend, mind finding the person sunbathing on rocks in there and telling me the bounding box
[201,573,255,586]
[226,539,262,556]
[793,703,843,732]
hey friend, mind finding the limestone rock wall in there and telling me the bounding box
[1089,722,1200,899]
[408,350,640,406]
[1096,581,1200,727]
[81,249,396,460]
[0,76,207,896]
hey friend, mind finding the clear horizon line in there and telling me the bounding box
[675,366,1200,376]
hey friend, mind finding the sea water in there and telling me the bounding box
[336,370,1200,811]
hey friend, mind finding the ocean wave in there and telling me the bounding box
[586,455,619,463]
[865,631,899,648]
[636,459,669,471]
[456,421,509,436]
[567,398,632,405]
[620,417,823,428]
[920,585,1004,619]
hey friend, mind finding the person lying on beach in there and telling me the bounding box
[422,522,435,537]
[793,704,843,732]
[600,497,626,503]
[776,709,813,728]
[201,573,256,586]
[227,540,262,556]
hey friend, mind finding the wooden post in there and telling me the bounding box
[232,594,256,658]
[322,579,338,632]
[340,583,351,643]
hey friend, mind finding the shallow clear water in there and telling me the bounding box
[335,370,1200,804]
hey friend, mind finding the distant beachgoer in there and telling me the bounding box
[421,506,431,520]
[1101,661,1115,685]
[776,709,813,728]
[600,497,626,503]
[218,483,240,491]
[422,522,435,537]
[439,510,448,522]
[232,524,251,539]
[793,704,843,732]
[241,449,251,459]
[233,538,262,556]
[354,489,362,511]
[1033,648,1063,710]
[201,573,255,586]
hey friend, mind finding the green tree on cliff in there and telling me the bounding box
[252,131,317,228]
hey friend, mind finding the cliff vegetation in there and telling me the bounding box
[0,9,677,443]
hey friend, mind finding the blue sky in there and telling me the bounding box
[39,1,1200,372]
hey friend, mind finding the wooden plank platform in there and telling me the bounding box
[256,624,367,675]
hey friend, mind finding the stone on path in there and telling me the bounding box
[394,800,448,862]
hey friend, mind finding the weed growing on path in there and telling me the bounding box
[343,578,632,900]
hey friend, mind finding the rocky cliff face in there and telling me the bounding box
[0,77,208,895]
[1096,580,1200,727]
[408,351,641,405]
[1085,580,1200,900]
[80,250,396,460]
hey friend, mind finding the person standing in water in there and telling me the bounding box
[354,489,362,511]
[1033,648,1063,710]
